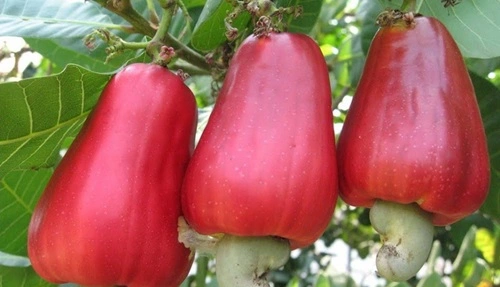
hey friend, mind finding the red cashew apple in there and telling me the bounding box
[337,12,490,281]
[180,32,338,287]
[28,63,197,287]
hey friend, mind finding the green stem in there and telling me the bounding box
[92,0,156,37]
[152,5,174,43]
[119,40,149,50]
[148,1,209,69]
[164,34,210,70]
[171,61,211,76]
[92,0,209,70]
[195,256,209,287]
[147,5,175,65]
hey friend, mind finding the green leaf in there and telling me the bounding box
[461,259,489,287]
[0,265,54,287]
[0,65,111,180]
[286,276,300,287]
[185,0,206,9]
[191,0,251,51]
[277,0,323,34]
[25,37,145,73]
[377,0,500,58]
[474,228,499,268]
[356,0,382,55]
[313,274,332,287]
[333,33,364,89]
[1,0,153,72]
[452,226,478,283]
[419,0,500,59]
[416,272,446,287]
[425,241,442,272]
[0,0,115,38]
[470,73,500,222]
[0,170,51,256]
[329,274,357,287]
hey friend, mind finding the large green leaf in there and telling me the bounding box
[1,0,153,72]
[0,65,111,180]
[191,0,251,51]
[471,73,500,222]
[419,0,500,59]
[374,0,500,58]
[0,170,51,256]
[0,265,54,287]
[25,37,146,73]
[0,0,113,38]
[190,0,322,51]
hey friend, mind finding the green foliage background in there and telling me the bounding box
[0,0,499,286]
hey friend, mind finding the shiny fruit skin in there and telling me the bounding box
[182,33,338,249]
[337,17,490,226]
[28,63,196,287]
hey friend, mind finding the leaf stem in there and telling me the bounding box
[92,0,209,71]
[92,0,156,37]
[165,34,210,70]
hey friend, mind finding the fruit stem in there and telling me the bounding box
[369,200,434,281]
[215,235,290,287]
[376,9,418,29]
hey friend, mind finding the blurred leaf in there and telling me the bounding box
[0,65,111,179]
[277,0,323,34]
[315,0,348,32]
[447,213,495,250]
[286,276,300,287]
[169,8,195,45]
[356,0,382,55]
[314,274,332,287]
[425,241,442,273]
[191,0,251,51]
[330,274,357,287]
[466,57,500,77]
[0,170,51,256]
[0,251,30,267]
[452,226,478,284]
[475,228,499,268]
[0,265,54,286]
[470,73,500,222]
[461,259,489,287]
[416,272,445,287]
[185,0,206,9]
[386,282,412,287]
